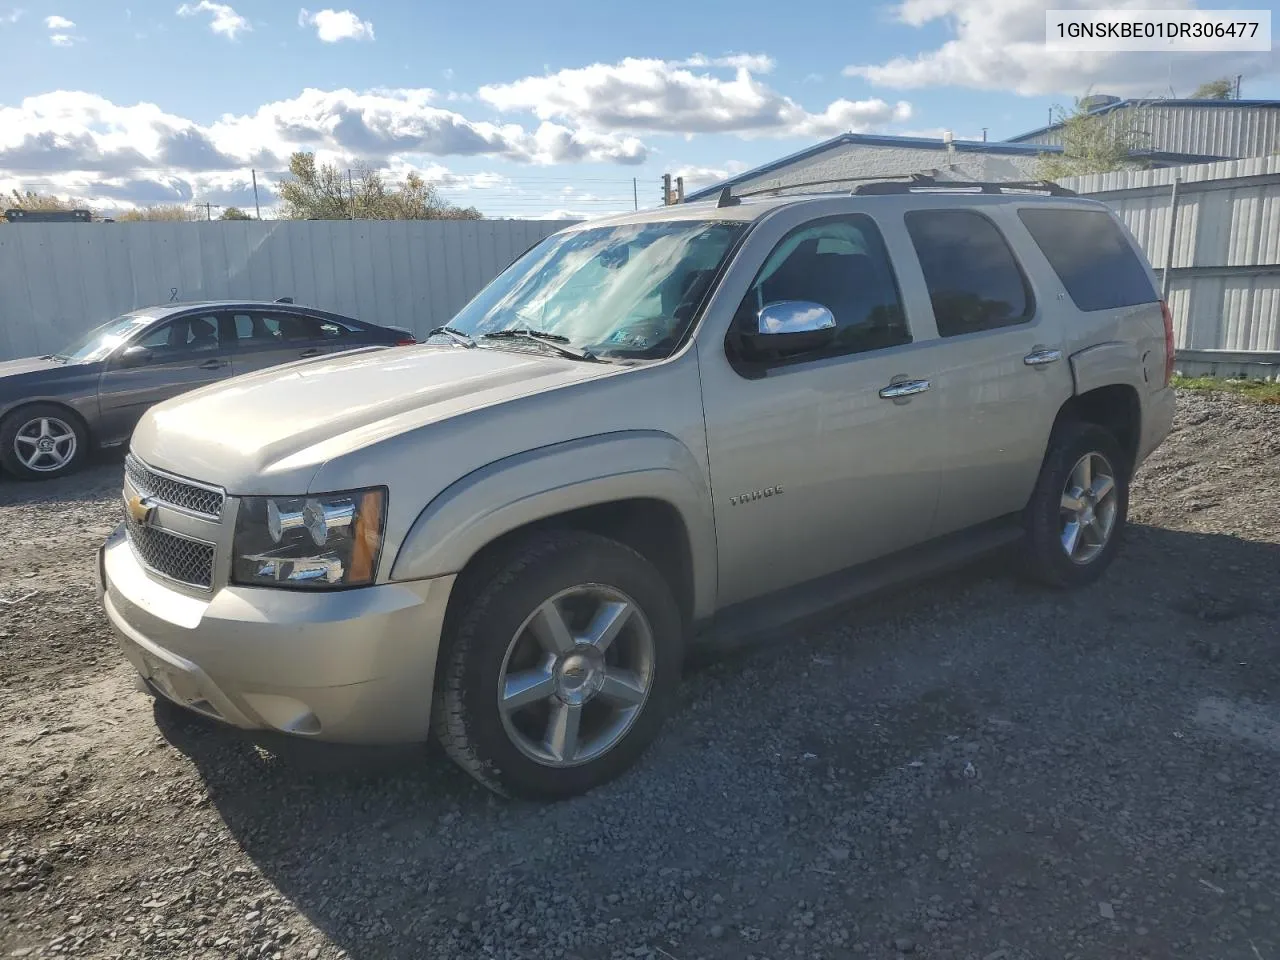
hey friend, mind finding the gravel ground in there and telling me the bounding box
[2,390,1279,960]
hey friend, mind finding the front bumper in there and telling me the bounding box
[99,525,455,743]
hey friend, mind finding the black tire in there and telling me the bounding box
[1021,420,1129,588]
[0,403,89,481]
[433,529,683,800]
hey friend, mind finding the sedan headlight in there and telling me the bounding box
[232,488,386,589]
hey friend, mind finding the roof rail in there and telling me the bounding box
[851,174,1077,197]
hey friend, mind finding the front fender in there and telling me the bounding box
[389,431,718,619]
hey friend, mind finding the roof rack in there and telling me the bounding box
[851,173,1076,197]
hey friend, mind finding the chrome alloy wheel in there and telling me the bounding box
[13,416,77,473]
[1059,451,1118,564]
[497,584,655,767]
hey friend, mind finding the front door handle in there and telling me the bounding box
[879,379,931,399]
[298,347,322,358]
[198,358,225,370]
[1024,348,1063,367]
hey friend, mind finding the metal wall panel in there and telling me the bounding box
[1058,157,1280,367]
[0,219,574,361]
[1013,104,1280,158]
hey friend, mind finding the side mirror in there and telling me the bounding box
[117,344,153,367]
[742,300,836,355]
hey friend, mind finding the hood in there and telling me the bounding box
[0,356,64,380]
[132,344,615,491]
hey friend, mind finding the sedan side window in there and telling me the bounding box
[136,315,221,354]
[732,214,910,363]
[230,312,327,344]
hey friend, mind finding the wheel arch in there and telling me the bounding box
[390,430,716,625]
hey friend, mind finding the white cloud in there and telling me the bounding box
[44,14,73,28]
[0,87,650,211]
[479,56,911,138]
[675,53,776,74]
[844,0,1279,96]
[671,161,748,189]
[49,33,77,46]
[1,9,23,24]
[298,8,373,42]
[176,1,250,40]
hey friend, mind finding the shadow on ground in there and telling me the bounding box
[155,525,1280,958]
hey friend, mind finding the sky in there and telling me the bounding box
[0,0,1277,219]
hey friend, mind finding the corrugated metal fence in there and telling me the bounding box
[0,218,574,361]
[1060,155,1280,380]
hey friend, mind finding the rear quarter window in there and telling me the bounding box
[1017,207,1158,312]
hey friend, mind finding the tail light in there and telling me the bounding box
[1159,299,1175,386]
[395,337,417,346]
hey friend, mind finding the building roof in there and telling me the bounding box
[683,130,1223,202]
[1006,97,1280,143]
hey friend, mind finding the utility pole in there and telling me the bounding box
[661,173,672,206]
[1235,74,1242,99]
[676,176,685,203]
[251,169,261,219]
[982,127,988,142]
[632,177,638,211]
[347,168,356,220]
[202,202,211,221]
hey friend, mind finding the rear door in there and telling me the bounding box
[899,204,1075,537]
[227,311,333,375]
[96,312,233,444]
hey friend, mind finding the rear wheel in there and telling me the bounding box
[433,530,683,800]
[1021,421,1129,588]
[0,404,88,480]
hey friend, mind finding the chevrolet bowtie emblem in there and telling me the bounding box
[126,494,158,526]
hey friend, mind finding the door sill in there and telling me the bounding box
[696,514,1024,650]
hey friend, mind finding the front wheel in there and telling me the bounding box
[433,530,683,800]
[0,404,88,480]
[1021,421,1129,588]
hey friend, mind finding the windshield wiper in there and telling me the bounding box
[425,325,476,348]
[481,328,600,362]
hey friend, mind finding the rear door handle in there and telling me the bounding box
[298,347,322,358]
[198,358,226,370]
[879,379,931,399]
[1024,348,1063,367]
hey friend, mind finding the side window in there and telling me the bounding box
[1018,208,1158,312]
[734,214,909,360]
[230,313,325,344]
[905,210,1033,337]
[135,315,221,353]
[317,320,350,339]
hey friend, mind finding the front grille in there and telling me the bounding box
[125,455,224,519]
[124,511,215,589]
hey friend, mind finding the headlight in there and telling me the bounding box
[232,488,386,589]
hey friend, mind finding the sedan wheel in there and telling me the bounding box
[13,416,79,473]
[0,405,88,481]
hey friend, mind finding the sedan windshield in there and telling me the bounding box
[55,314,154,363]
[447,219,745,360]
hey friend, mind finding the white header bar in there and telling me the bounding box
[1046,9,1271,52]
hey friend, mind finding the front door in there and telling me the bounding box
[96,312,233,446]
[698,210,945,608]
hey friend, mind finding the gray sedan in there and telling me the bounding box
[0,301,416,480]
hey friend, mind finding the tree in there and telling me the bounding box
[1035,94,1150,179]
[278,152,483,220]
[115,204,196,222]
[5,190,81,212]
[1191,78,1234,100]
[219,206,252,220]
